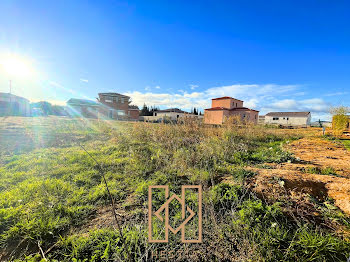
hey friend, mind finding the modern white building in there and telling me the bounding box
[264,112,311,127]
[258,115,266,124]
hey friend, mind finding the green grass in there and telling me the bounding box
[0,117,349,261]
[303,166,340,177]
[342,139,350,150]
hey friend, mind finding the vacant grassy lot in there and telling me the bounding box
[0,117,350,261]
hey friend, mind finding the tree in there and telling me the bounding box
[140,103,150,116]
[30,101,68,116]
[150,106,159,115]
[30,101,53,115]
[330,106,350,137]
[140,104,158,116]
[318,119,323,128]
[191,107,198,115]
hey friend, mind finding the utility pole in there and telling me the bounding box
[9,80,12,116]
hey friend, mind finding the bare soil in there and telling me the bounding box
[250,137,350,216]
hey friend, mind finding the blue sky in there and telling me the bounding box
[0,0,349,120]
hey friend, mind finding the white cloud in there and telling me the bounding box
[183,92,204,99]
[127,83,333,120]
[145,85,160,91]
[244,98,259,108]
[125,91,210,110]
[271,99,299,110]
[262,98,330,115]
[189,84,199,90]
[205,84,299,98]
[80,78,89,83]
[31,99,66,106]
[128,83,300,111]
[300,98,330,112]
[324,91,348,97]
[49,81,65,89]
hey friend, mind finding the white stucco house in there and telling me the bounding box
[141,108,203,121]
[264,112,311,127]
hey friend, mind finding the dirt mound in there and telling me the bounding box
[250,137,350,215]
[252,168,350,214]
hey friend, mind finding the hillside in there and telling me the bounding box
[0,117,350,261]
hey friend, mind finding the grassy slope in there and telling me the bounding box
[0,117,349,261]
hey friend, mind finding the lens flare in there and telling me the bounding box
[0,53,35,78]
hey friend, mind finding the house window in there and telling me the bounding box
[155,113,157,116]
[177,115,179,118]
[273,117,279,120]
[121,97,124,103]
[117,110,125,116]
[115,96,118,103]
[105,96,113,103]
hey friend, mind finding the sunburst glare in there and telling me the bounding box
[0,53,36,78]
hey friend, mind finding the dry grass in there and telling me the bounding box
[0,117,350,261]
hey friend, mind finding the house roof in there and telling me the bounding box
[0,92,29,102]
[212,96,244,102]
[67,98,99,106]
[205,106,259,112]
[204,106,229,111]
[231,107,259,112]
[98,92,130,99]
[156,108,189,114]
[265,112,310,117]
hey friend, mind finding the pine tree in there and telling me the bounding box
[140,103,151,116]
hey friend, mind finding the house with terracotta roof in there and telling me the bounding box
[264,112,311,127]
[66,92,140,120]
[97,92,139,120]
[204,96,259,125]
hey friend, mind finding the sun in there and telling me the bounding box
[0,53,35,78]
